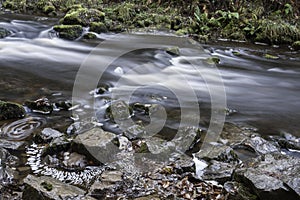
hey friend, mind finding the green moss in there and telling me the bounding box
[292,41,300,50]
[53,25,83,40]
[0,100,25,120]
[43,5,56,14]
[90,22,108,33]
[206,56,220,64]
[41,181,53,191]
[83,32,97,39]
[61,8,105,26]
[264,54,279,59]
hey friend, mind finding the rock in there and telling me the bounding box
[263,54,279,59]
[124,124,146,140]
[83,32,97,39]
[292,41,300,51]
[38,128,64,142]
[53,24,83,40]
[0,139,25,150]
[53,100,72,111]
[240,136,279,155]
[194,143,239,163]
[90,22,108,33]
[0,148,18,185]
[89,170,123,199]
[224,181,258,200]
[0,27,10,38]
[202,160,235,184]
[0,100,25,120]
[73,128,119,164]
[234,153,300,199]
[23,175,96,200]
[24,98,53,114]
[220,123,253,145]
[106,100,133,122]
[61,8,105,26]
[43,5,55,14]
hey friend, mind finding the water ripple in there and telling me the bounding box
[1,117,46,141]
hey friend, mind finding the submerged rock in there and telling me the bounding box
[234,153,300,199]
[23,175,96,200]
[24,98,53,114]
[0,100,25,120]
[0,27,11,38]
[37,128,64,142]
[53,24,83,40]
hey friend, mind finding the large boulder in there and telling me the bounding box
[0,100,25,120]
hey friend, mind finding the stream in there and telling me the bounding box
[0,13,300,197]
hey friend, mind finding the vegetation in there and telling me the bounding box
[1,0,299,45]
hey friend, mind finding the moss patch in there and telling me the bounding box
[53,24,83,40]
[0,100,25,120]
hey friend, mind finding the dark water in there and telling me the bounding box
[0,13,300,139]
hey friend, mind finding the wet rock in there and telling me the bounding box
[61,8,105,26]
[89,170,123,199]
[23,175,96,200]
[62,152,88,170]
[202,160,235,184]
[0,27,10,38]
[124,124,147,140]
[0,148,18,185]
[90,22,108,33]
[73,128,119,164]
[67,121,95,135]
[194,143,239,163]
[83,32,97,39]
[220,123,253,145]
[24,98,53,114]
[234,153,300,199]
[53,24,83,40]
[53,100,72,111]
[0,100,25,120]
[0,139,25,150]
[271,132,300,151]
[240,136,279,155]
[224,181,258,200]
[38,128,64,142]
[292,41,300,51]
[106,100,133,122]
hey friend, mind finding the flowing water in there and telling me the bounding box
[0,13,300,178]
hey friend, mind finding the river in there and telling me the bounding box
[0,13,300,141]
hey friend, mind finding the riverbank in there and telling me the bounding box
[1,0,300,47]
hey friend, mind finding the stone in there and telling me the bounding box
[24,98,53,114]
[0,27,10,38]
[53,24,83,40]
[106,100,132,122]
[39,128,64,142]
[292,41,300,51]
[73,128,119,164]
[90,22,108,33]
[241,136,279,155]
[83,32,97,39]
[0,139,25,150]
[202,160,235,184]
[61,8,105,26]
[0,100,25,120]
[23,175,96,200]
[234,153,300,199]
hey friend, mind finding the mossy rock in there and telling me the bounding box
[61,8,105,26]
[53,25,83,40]
[0,100,25,120]
[0,27,11,39]
[83,32,97,39]
[264,54,279,60]
[292,41,300,51]
[90,22,108,33]
[43,5,56,14]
